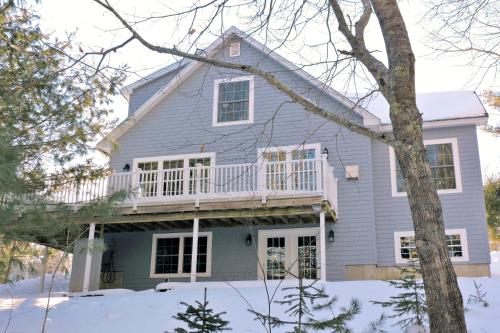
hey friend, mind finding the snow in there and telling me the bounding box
[491,251,500,277]
[356,91,487,124]
[0,274,69,296]
[0,260,499,333]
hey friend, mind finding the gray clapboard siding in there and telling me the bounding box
[109,39,379,281]
[371,126,490,266]
[100,37,489,288]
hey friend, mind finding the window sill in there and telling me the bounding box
[395,257,468,265]
[213,119,253,127]
[150,272,211,279]
[391,188,463,197]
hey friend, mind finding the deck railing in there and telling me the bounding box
[44,157,338,211]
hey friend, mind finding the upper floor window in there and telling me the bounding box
[213,76,254,127]
[389,138,462,196]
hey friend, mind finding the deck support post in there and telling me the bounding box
[190,218,199,283]
[319,212,327,281]
[82,223,96,292]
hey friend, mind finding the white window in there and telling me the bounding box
[150,232,213,278]
[133,153,215,198]
[212,76,254,126]
[389,138,462,197]
[257,144,321,192]
[257,228,321,280]
[394,228,469,264]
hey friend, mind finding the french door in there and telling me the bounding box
[258,228,320,280]
[259,144,320,192]
[135,154,214,198]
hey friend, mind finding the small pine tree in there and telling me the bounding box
[467,280,489,307]
[371,261,427,330]
[173,288,231,333]
[249,273,361,333]
[362,313,388,333]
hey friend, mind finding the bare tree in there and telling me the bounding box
[90,1,472,331]
[426,0,499,83]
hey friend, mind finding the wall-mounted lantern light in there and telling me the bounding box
[328,230,335,243]
[245,233,253,246]
[322,146,329,159]
[123,163,131,172]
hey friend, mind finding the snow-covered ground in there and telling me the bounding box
[0,255,499,333]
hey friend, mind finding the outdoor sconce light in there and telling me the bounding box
[245,233,253,246]
[322,146,329,158]
[122,163,131,172]
[328,230,335,243]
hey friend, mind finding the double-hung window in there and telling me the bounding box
[389,138,462,196]
[213,76,254,126]
[151,232,212,278]
[394,229,469,264]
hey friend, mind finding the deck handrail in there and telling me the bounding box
[42,158,338,211]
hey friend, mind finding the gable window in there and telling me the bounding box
[213,76,254,126]
[389,138,462,196]
[394,229,469,264]
[151,232,212,278]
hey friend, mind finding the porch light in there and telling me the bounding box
[245,233,253,246]
[322,146,329,158]
[122,163,131,172]
[328,230,335,243]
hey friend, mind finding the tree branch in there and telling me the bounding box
[93,0,399,148]
[328,0,389,92]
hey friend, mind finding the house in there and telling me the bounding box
[68,27,490,292]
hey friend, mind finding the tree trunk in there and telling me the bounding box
[370,1,467,332]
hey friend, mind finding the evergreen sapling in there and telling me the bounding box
[371,261,427,331]
[173,287,231,333]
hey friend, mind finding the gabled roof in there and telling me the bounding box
[358,91,488,131]
[97,26,381,154]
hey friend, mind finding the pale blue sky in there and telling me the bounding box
[36,0,499,179]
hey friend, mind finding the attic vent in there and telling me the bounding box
[229,42,240,57]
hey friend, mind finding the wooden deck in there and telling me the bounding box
[82,195,336,232]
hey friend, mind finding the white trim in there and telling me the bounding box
[150,231,213,278]
[319,212,327,281]
[379,116,488,132]
[389,137,462,197]
[132,152,216,171]
[394,228,469,264]
[212,75,255,127]
[190,218,200,282]
[257,227,321,280]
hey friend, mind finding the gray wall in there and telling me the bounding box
[371,126,490,266]
[109,38,378,281]
[104,225,322,290]
[103,38,489,287]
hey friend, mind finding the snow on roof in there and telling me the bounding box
[357,91,487,124]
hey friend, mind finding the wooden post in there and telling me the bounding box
[190,218,199,283]
[39,246,49,293]
[82,223,95,292]
[321,153,328,200]
[319,211,327,281]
